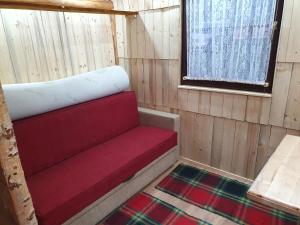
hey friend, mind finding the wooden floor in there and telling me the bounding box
[142,157,253,225]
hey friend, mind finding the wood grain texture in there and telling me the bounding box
[0,9,115,83]
[0,0,138,15]
[269,63,293,127]
[248,135,300,216]
[284,63,300,130]
[2,0,300,182]
[286,0,300,62]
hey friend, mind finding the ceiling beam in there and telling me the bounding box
[0,0,138,15]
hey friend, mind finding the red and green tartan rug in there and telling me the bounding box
[156,164,299,225]
[101,192,211,225]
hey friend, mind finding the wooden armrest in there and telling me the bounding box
[138,107,180,133]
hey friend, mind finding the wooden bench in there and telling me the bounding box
[247,135,300,222]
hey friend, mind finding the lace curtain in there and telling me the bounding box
[186,0,277,85]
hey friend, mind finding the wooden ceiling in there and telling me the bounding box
[0,0,138,15]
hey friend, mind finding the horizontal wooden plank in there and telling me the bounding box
[0,0,138,15]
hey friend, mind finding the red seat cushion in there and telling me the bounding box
[26,126,177,225]
[13,91,139,177]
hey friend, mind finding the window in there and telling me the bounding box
[181,0,284,93]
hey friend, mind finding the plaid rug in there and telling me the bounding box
[101,192,211,225]
[156,164,299,225]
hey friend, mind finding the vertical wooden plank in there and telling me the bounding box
[260,97,271,125]
[180,111,196,159]
[130,58,138,94]
[160,0,169,8]
[178,88,189,111]
[169,7,180,59]
[268,126,287,157]
[153,10,163,59]
[284,63,300,130]
[81,14,97,70]
[144,0,153,10]
[246,123,260,179]
[255,125,271,176]
[136,14,146,58]
[155,60,163,106]
[162,9,170,59]
[269,63,293,126]
[64,12,89,74]
[246,96,262,123]
[49,12,73,76]
[119,58,130,75]
[179,89,199,113]
[231,95,247,121]
[89,14,106,68]
[26,11,52,80]
[123,15,130,58]
[286,0,300,62]
[231,121,249,176]
[210,93,223,117]
[186,90,199,113]
[57,12,74,75]
[219,119,236,171]
[277,0,294,62]
[143,59,156,106]
[103,14,116,65]
[138,0,145,11]
[152,0,161,9]
[122,0,130,11]
[211,117,224,168]
[137,59,144,104]
[222,94,234,119]
[129,16,137,58]
[155,60,165,106]
[0,11,16,84]
[115,15,125,58]
[144,10,155,59]
[167,60,179,109]
[128,0,138,11]
[39,11,73,79]
[199,91,211,115]
[193,114,214,164]
[2,10,40,82]
[162,60,170,107]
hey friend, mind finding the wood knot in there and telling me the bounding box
[27,210,35,221]
[23,196,31,203]
[7,175,22,190]
[0,125,14,139]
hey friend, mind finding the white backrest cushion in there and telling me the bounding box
[3,66,130,120]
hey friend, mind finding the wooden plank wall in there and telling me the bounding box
[114,0,300,179]
[0,1,299,180]
[0,9,115,84]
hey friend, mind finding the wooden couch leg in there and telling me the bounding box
[0,82,38,225]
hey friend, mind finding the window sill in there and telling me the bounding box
[178,85,272,98]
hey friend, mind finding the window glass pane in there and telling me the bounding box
[186,0,277,85]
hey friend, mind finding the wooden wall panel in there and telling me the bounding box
[269,63,293,126]
[286,0,300,62]
[284,63,300,130]
[1,0,300,180]
[0,9,115,83]
[277,0,294,62]
[115,1,300,179]
[0,13,15,84]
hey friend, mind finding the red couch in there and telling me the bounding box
[13,91,178,225]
